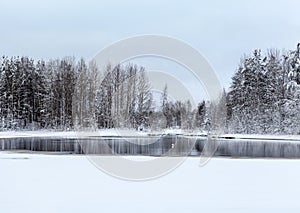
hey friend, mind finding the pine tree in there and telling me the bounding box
[194,100,206,130]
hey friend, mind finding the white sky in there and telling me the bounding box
[1,0,300,94]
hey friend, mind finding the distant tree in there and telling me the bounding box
[194,100,206,130]
[161,84,173,128]
[73,58,91,128]
[283,44,300,134]
[135,67,152,128]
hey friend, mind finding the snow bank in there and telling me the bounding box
[1,152,300,212]
[0,130,77,139]
[1,130,300,142]
[221,133,300,141]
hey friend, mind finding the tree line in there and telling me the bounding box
[0,55,214,131]
[1,43,300,134]
[0,57,155,130]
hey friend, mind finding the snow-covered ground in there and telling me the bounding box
[1,129,300,141]
[1,152,300,213]
[221,133,300,141]
[0,130,77,139]
[0,129,152,139]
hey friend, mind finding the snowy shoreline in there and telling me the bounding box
[1,130,300,141]
[220,133,300,141]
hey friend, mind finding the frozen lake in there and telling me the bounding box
[1,152,300,213]
[1,135,300,158]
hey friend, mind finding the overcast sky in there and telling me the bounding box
[1,0,300,92]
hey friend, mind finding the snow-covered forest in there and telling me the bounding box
[0,44,300,134]
[0,56,203,131]
[227,44,300,134]
[0,58,152,130]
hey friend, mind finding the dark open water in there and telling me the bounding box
[1,136,300,158]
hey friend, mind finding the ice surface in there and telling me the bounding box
[1,152,300,213]
[1,130,300,140]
